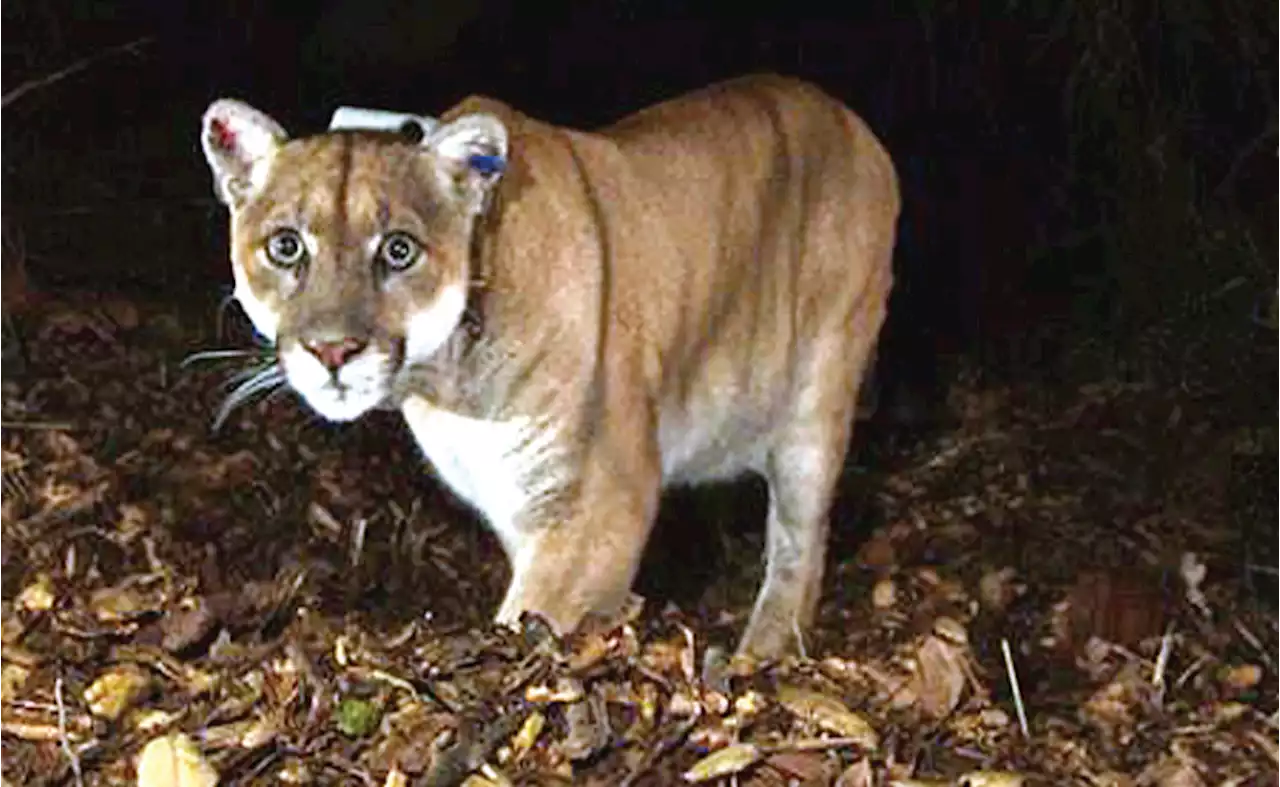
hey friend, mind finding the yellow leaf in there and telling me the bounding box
[86,665,151,721]
[683,742,762,783]
[136,733,219,787]
[958,772,1026,787]
[17,574,55,613]
[776,685,879,749]
[510,710,545,758]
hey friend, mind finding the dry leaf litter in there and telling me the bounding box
[1,293,1275,786]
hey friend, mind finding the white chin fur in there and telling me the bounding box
[281,345,389,422]
[269,285,467,423]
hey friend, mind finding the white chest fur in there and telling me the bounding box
[400,395,562,554]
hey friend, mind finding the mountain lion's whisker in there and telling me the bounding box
[212,364,286,431]
[181,347,265,368]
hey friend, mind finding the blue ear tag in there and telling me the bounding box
[468,153,506,176]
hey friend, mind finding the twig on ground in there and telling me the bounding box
[420,708,527,787]
[320,754,377,787]
[1,456,31,502]
[762,736,881,754]
[1232,618,1276,672]
[1001,638,1029,738]
[1,420,75,430]
[16,481,108,530]
[1152,625,1174,700]
[620,713,701,787]
[55,675,84,787]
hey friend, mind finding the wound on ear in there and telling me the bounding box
[468,153,505,176]
[210,117,238,152]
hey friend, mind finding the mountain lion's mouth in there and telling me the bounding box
[280,341,396,423]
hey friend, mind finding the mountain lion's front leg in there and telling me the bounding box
[495,409,662,635]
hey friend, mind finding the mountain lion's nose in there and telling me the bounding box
[303,337,368,371]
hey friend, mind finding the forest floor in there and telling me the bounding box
[1,287,1276,786]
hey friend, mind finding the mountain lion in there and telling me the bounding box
[200,74,899,658]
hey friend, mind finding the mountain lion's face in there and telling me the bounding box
[201,101,506,421]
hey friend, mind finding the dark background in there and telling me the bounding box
[3,0,1276,408]
[2,7,1278,780]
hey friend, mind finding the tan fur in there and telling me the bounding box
[202,74,899,658]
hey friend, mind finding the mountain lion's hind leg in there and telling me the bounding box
[737,417,849,659]
[737,323,884,660]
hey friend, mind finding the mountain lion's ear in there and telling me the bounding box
[201,99,288,207]
[425,113,508,216]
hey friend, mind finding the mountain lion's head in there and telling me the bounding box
[200,99,507,421]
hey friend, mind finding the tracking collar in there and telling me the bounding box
[329,105,501,343]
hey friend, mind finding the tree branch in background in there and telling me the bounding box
[2,36,153,109]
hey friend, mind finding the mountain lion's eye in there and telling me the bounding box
[379,232,421,271]
[265,230,306,268]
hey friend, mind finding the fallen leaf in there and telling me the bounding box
[559,694,610,762]
[162,598,219,653]
[683,742,762,783]
[978,568,1018,611]
[834,759,873,787]
[0,718,64,741]
[775,685,879,749]
[1135,756,1205,787]
[1219,663,1262,692]
[1,663,31,703]
[1080,664,1157,743]
[1245,728,1279,764]
[765,750,834,782]
[17,573,56,612]
[86,664,152,720]
[136,732,219,787]
[509,711,545,759]
[911,635,967,720]
[959,771,1026,787]
[565,632,611,673]
[91,583,152,622]
[872,578,897,609]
